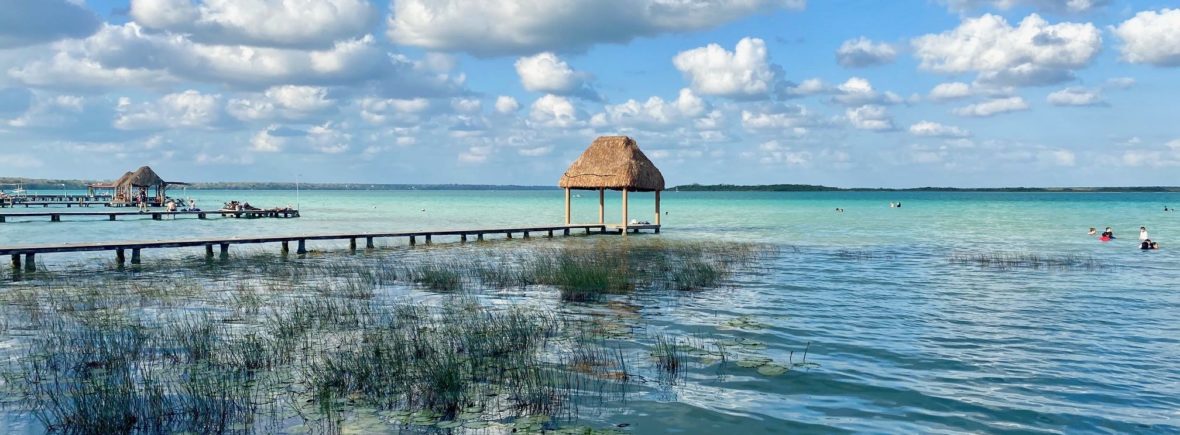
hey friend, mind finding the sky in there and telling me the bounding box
[0,0,1178,188]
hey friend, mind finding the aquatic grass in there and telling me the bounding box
[949,251,1105,271]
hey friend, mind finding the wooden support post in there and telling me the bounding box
[198,213,206,219]
[109,214,116,221]
[51,214,60,222]
[219,243,229,259]
[281,241,289,254]
[130,249,141,265]
[563,228,570,236]
[11,254,20,269]
[410,236,416,246]
[477,233,484,241]
[585,227,590,234]
[349,238,357,252]
[506,232,512,239]
[0,216,5,223]
[564,188,572,225]
[461,234,468,242]
[297,240,307,255]
[24,254,34,271]
[598,188,604,224]
[655,190,661,226]
[366,237,375,249]
[425,234,432,244]
[622,188,629,234]
[523,231,530,238]
[116,249,126,266]
[152,213,161,220]
[547,230,553,238]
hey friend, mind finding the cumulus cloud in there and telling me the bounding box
[740,104,820,130]
[494,96,520,114]
[836,37,897,68]
[250,125,285,152]
[909,121,971,138]
[130,0,375,48]
[673,37,779,99]
[833,77,902,106]
[114,90,222,130]
[593,88,707,130]
[307,121,351,154]
[846,105,894,131]
[9,23,463,95]
[529,94,579,128]
[357,97,431,125]
[1112,9,1180,67]
[0,0,101,48]
[912,14,1101,87]
[1046,86,1104,106]
[387,0,804,56]
[952,96,1029,117]
[514,52,600,101]
[928,82,973,102]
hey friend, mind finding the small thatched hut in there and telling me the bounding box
[112,166,186,206]
[558,136,664,231]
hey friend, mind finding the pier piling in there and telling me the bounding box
[116,249,125,266]
[297,240,307,255]
[366,237,374,249]
[219,244,229,259]
[130,249,141,265]
[349,238,357,252]
[11,255,19,269]
[205,244,214,258]
[24,254,34,272]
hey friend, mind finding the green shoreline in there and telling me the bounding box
[4,178,1179,192]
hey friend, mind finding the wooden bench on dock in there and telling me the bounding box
[0,209,300,223]
[1,223,660,271]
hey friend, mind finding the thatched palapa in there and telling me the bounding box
[559,136,665,192]
[559,136,664,230]
[121,166,166,188]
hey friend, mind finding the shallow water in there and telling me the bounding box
[2,190,1179,433]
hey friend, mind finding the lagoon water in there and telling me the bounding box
[2,189,1180,433]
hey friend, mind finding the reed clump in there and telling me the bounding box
[948,251,1105,271]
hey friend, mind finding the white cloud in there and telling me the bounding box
[529,94,579,128]
[10,24,463,95]
[518,146,552,157]
[307,121,351,154]
[1113,9,1180,67]
[494,96,520,114]
[130,0,374,48]
[846,105,894,131]
[912,14,1101,86]
[836,37,897,68]
[929,82,973,102]
[909,121,971,138]
[357,97,431,125]
[514,52,599,100]
[1040,149,1075,166]
[387,0,804,56]
[940,0,1107,13]
[1104,77,1135,89]
[1046,86,1103,106]
[115,90,221,130]
[784,78,828,97]
[451,98,482,114]
[740,105,818,130]
[250,125,285,152]
[266,85,334,112]
[754,140,812,165]
[0,0,100,48]
[833,77,902,106]
[673,37,777,99]
[594,88,708,130]
[458,145,493,163]
[953,96,1029,117]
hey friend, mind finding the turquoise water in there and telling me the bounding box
[2,190,1180,432]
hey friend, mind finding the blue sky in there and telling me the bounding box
[1,0,1178,187]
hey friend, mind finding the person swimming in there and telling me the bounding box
[1141,239,1160,250]
[1088,227,1097,236]
[1140,227,1149,241]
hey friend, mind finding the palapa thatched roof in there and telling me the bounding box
[121,166,166,188]
[89,171,133,189]
[558,136,665,192]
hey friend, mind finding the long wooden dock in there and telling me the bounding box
[0,209,300,223]
[1,200,113,208]
[1,224,659,270]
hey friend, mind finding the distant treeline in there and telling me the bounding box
[0,178,556,191]
[673,183,1180,193]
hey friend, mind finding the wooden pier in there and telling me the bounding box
[1,223,659,270]
[0,209,300,223]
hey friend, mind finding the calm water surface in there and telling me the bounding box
[2,190,1179,433]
